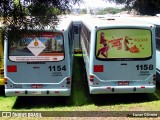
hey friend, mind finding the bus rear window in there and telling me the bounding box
[96,29,152,60]
[9,32,64,62]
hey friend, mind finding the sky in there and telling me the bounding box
[73,0,124,9]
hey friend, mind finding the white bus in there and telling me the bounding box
[81,17,156,94]
[4,18,74,96]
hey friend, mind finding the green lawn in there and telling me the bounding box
[0,55,160,112]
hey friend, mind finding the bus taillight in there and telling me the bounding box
[89,75,94,85]
[90,75,94,81]
[153,74,156,81]
[153,74,156,84]
[66,77,71,84]
[94,65,104,72]
[90,79,94,82]
[7,65,17,72]
[4,78,7,84]
[90,75,94,79]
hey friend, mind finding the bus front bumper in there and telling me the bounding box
[5,88,71,96]
[89,85,156,94]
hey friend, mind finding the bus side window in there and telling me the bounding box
[68,25,73,55]
[81,24,90,56]
[74,26,79,34]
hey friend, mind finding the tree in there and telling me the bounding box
[0,0,82,44]
[0,0,82,30]
[106,0,160,15]
[96,7,123,15]
[80,9,87,14]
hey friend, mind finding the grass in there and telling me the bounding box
[0,55,160,113]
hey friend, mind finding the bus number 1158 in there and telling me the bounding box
[136,64,153,70]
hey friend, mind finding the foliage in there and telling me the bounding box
[0,0,81,30]
[96,7,123,15]
[106,0,160,15]
[0,0,82,44]
[80,9,87,14]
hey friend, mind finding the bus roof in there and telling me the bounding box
[81,16,154,29]
[32,17,72,32]
[120,16,160,26]
[5,17,72,32]
[56,17,72,31]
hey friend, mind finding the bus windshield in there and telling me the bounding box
[9,31,64,62]
[96,29,152,60]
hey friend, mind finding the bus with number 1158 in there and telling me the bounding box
[81,16,156,94]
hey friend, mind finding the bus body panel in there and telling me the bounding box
[5,59,70,84]
[92,61,155,80]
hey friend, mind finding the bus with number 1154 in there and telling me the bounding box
[4,18,74,96]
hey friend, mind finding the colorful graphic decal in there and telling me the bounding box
[96,29,152,59]
[9,32,64,61]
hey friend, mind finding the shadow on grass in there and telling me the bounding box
[12,56,160,109]
[12,96,70,109]
[89,72,160,106]
[90,93,160,106]
[86,71,160,106]
[0,85,5,96]
[156,71,160,84]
